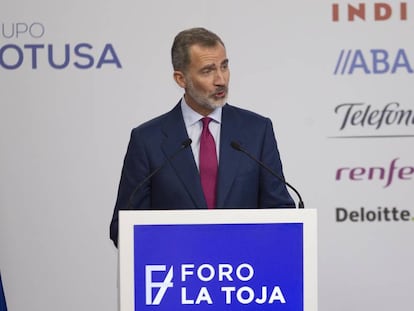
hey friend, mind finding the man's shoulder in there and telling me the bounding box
[224,104,271,123]
[131,104,181,134]
[134,112,169,130]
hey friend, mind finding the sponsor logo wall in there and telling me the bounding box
[321,2,413,309]
[0,1,412,311]
[328,1,413,224]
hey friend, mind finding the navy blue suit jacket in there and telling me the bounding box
[110,102,294,246]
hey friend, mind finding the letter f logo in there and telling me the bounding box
[145,265,173,305]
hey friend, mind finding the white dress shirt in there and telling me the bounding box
[180,97,222,169]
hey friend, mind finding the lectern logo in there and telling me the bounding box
[145,265,173,305]
[143,262,286,306]
[135,223,304,309]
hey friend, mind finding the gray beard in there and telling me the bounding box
[186,79,228,111]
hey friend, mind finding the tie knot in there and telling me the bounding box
[201,117,212,129]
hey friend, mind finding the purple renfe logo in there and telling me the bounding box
[336,158,414,187]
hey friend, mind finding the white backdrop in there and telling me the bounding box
[1,1,413,310]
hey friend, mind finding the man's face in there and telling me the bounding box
[180,43,230,116]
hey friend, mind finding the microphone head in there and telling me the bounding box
[230,141,242,151]
[182,138,192,148]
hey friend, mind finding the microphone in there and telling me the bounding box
[230,141,304,209]
[127,138,192,209]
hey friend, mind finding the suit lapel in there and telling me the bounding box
[161,103,207,208]
[216,104,244,207]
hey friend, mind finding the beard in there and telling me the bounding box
[186,78,228,111]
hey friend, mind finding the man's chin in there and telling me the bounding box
[207,98,227,110]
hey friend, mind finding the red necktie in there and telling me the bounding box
[199,117,218,209]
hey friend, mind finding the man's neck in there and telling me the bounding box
[184,94,214,116]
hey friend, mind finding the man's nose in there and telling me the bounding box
[214,70,226,85]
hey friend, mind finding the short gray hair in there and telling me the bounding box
[171,27,225,72]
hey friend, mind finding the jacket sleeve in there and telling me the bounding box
[109,128,151,247]
[258,118,296,208]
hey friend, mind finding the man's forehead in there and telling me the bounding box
[189,44,227,64]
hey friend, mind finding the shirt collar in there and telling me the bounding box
[181,96,222,126]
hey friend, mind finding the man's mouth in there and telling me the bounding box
[213,88,227,98]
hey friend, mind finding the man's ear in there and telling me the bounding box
[173,71,186,88]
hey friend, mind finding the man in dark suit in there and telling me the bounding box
[0,273,7,311]
[110,27,295,247]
